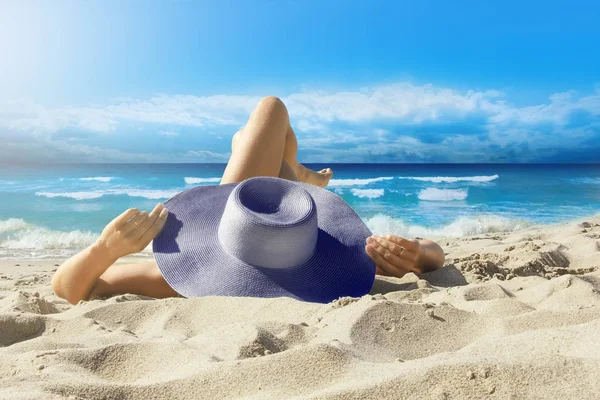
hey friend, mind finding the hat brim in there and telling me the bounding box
[152,181,375,303]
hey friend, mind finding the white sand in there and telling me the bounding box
[1,215,600,399]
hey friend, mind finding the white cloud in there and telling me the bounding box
[0,95,260,134]
[3,84,600,137]
[489,89,600,126]
[285,84,502,124]
[294,119,327,133]
[1,82,600,163]
[0,135,232,164]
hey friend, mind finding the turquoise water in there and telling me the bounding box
[1,163,599,258]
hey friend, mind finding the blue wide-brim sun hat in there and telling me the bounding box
[152,176,376,304]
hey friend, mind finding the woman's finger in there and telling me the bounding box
[134,203,164,239]
[114,208,140,228]
[383,234,420,252]
[367,237,403,265]
[366,238,413,274]
[368,237,419,273]
[123,211,149,235]
[374,235,418,262]
[138,207,169,245]
[366,244,405,277]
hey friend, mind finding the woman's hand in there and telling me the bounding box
[96,203,169,261]
[51,204,169,305]
[365,234,445,278]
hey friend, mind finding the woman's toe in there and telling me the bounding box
[317,168,333,187]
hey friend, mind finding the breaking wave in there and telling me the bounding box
[399,175,499,183]
[418,188,468,201]
[184,177,222,184]
[329,176,394,187]
[350,188,385,199]
[0,218,153,258]
[364,214,533,238]
[79,177,116,182]
[0,218,97,258]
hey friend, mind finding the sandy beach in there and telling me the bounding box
[1,214,600,399]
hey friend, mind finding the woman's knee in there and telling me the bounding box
[256,96,288,121]
[260,95,285,108]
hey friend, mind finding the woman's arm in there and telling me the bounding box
[365,234,445,278]
[51,204,168,304]
[89,261,178,300]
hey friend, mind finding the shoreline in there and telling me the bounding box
[3,212,598,279]
[1,211,599,262]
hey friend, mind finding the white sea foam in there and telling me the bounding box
[80,177,115,182]
[36,188,181,200]
[365,214,533,238]
[399,174,499,183]
[0,218,30,233]
[329,176,394,187]
[37,191,106,200]
[418,188,468,201]
[184,177,222,184]
[0,218,96,255]
[114,189,181,199]
[0,218,155,258]
[350,188,385,199]
[2,228,97,251]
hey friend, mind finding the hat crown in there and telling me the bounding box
[217,177,318,269]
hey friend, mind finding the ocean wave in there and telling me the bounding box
[79,177,116,182]
[36,188,181,200]
[37,191,106,200]
[350,188,385,199]
[365,214,533,238]
[418,188,468,201]
[184,177,222,184]
[0,218,153,258]
[0,218,97,253]
[399,174,499,183]
[329,176,394,187]
[0,218,30,233]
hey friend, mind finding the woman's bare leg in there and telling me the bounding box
[283,125,333,187]
[221,96,291,184]
[228,97,333,187]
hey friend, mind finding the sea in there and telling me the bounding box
[0,163,599,259]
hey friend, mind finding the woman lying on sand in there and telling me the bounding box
[51,96,445,305]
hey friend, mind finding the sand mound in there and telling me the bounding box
[0,290,60,314]
[446,215,600,282]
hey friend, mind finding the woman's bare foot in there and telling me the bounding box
[293,164,333,188]
[233,127,333,187]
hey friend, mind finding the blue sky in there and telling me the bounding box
[1,0,599,163]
